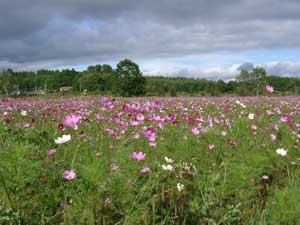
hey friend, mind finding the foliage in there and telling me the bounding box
[113,59,146,96]
[1,62,300,97]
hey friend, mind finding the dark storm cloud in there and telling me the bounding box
[1,0,300,77]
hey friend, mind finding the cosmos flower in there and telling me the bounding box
[131,151,146,161]
[235,100,246,108]
[261,175,269,180]
[47,149,57,155]
[162,164,174,171]
[228,139,238,146]
[164,156,174,163]
[140,165,151,174]
[270,134,276,141]
[58,124,65,131]
[63,170,76,181]
[280,114,291,123]
[109,163,119,172]
[55,134,71,144]
[276,148,287,156]
[106,129,116,137]
[266,85,274,93]
[208,144,215,151]
[220,131,227,136]
[248,113,255,120]
[191,127,200,135]
[251,124,257,131]
[21,110,28,116]
[104,197,111,206]
[62,114,81,130]
[177,183,184,192]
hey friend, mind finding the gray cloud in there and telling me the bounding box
[238,63,254,71]
[1,0,300,78]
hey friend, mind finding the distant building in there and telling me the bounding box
[60,86,72,92]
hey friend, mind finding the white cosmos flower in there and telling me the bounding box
[235,100,246,108]
[164,156,174,163]
[276,148,287,156]
[177,183,184,192]
[162,164,174,171]
[248,113,255,120]
[55,134,71,144]
[21,110,28,116]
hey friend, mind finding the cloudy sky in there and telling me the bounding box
[1,0,300,80]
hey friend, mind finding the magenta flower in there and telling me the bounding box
[47,149,57,155]
[58,124,65,131]
[63,170,76,181]
[266,85,274,93]
[228,139,238,146]
[144,127,156,142]
[131,151,146,161]
[62,114,81,130]
[261,175,269,180]
[280,114,291,123]
[106,128,116,137]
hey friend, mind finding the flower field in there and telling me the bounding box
[1,96,300,224]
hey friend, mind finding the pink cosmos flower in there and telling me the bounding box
[270,134,276,141]
[208,144,215,151]
[261,143,267,148]
[62,115,81,130]
[143,127,156,142]
[140,165,151,174]
[131,151,146,161]
[104,197,111,206]
[136,114,145,121]
[133,133,140,139]
[266,85,274,93]
[251,124,257,131]
[95,113,105,120]
[63,170,76,181]
[261,175,269,180]
[149,141,157,148]
[280,114,291,123]
[106,129,116,137]
[47,149,56,155]
[191,127,200,135]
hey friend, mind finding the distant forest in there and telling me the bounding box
[1,59,300,96]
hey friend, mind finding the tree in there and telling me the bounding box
[113,59,146,96]
[101,64,113,74]
[251,67,267,96]
[236,67,267,96]
[0,69,16,95]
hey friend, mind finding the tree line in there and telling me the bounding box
[0,59,300,96]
